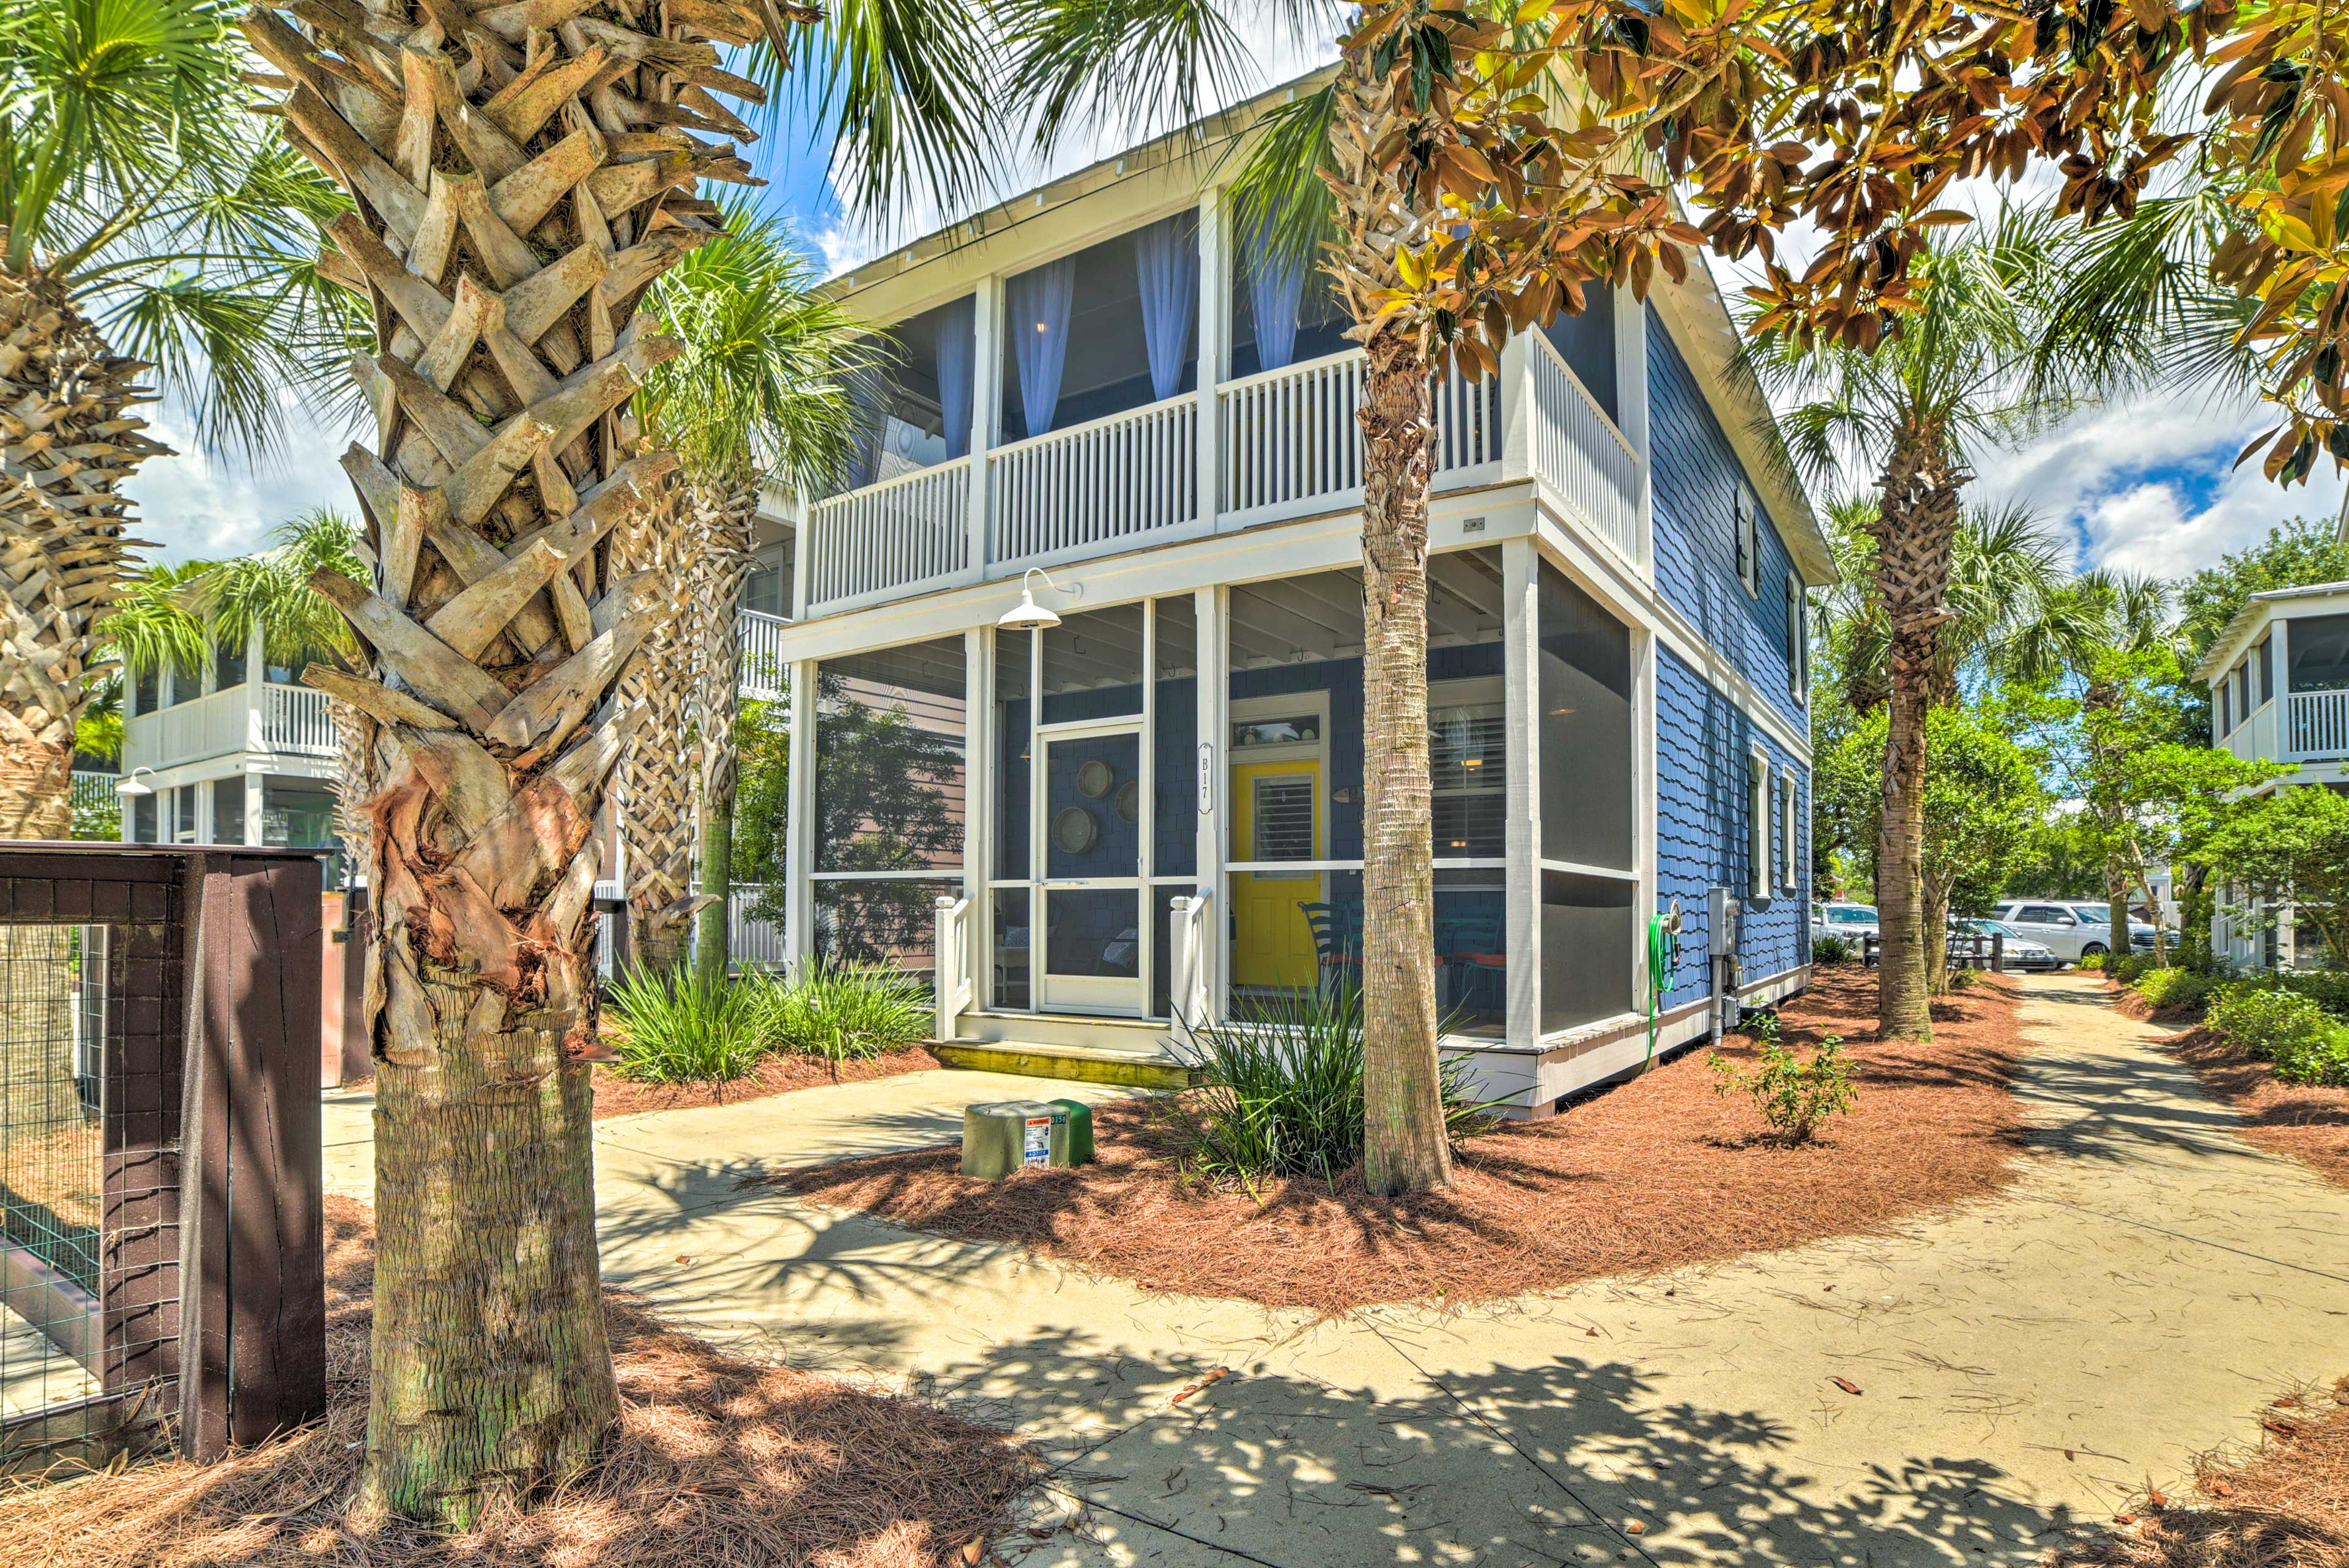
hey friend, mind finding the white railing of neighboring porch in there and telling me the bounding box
[1527,331,1642,565]
[730,884,788,969]
[264,682,336,756]
[932,894,974,1041]
[2291,688,2349,757]
[804,456,970,608]
[989,396,1199,568]
[738,609,789,701]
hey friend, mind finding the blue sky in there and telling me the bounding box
[125,42,2347,581]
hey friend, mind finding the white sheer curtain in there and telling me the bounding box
[1009,258,1075,437]
[935,294,975,459]
[1134,215,1197,401]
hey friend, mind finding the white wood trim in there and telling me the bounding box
[968,278,1003,570]
[1611,282,1653,574]
[783,660,816,972]
[1503,536,1540,1050]
[1198,584,1230,1020]
[1196,188,1229,535]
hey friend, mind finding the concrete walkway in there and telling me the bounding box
[325,976,2349,1567]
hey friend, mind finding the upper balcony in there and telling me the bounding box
[788,210,1642,623]
[123,637,339,779]
[2206,592,2349,768]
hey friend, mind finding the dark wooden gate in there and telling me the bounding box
[0,844,326,1473]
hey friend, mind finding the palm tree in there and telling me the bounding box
[1820,497,2105,990]
[0,0,354,841]
[622,207,876,975]
[241,0,1000,1521]
[1745,212,2148,1039]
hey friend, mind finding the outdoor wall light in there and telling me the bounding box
[115,767,158,798]
[998,567,1080,632]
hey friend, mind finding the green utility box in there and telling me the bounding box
[961,1101,1070,1178]
[1048,1098,1096,1166]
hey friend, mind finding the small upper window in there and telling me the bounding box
[1735,488,1761,597]
[1786,573,1806,702]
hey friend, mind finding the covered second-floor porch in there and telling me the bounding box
[781,193,1645,623]
[2208,592,2349,768]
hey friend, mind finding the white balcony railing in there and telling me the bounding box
[739,608,789,701]
[1527,331,1641,565]
[804,456,970,609]
[2291,689,2349,757]
[796,339,1624,618]
[265,682,337,756]
[1220,354,1364,522]
[989,396,1199,569]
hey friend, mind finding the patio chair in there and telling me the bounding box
[1436,909,1506,1014]
[1299,900,1362,995]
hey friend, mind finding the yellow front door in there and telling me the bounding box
[1232,761,1321,990]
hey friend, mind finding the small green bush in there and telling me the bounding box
[2132,967,2218,1013]
[1949,967,1983,989]
[2250,968,2349,1018]
[2077,951,2107,972]
[1178,985,1499,1184]
[1708,1034,1858,1145]
[606,964,773,1084]
[1811,934,1855,965]
[2108,953,2156,984]
[2209,988,2349,1085]
[2274,1030,2349,1087]
[766,959,931,1068]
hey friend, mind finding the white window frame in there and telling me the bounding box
[1749,749,1770,901]
[1786,572,1806,704]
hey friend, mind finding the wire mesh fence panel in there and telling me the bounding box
[0,856,185,1476]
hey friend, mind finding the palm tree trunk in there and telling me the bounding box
[1,268,162,841]
[1357,322,1450,1196]
[691,480,757,975]
[1924,879,1950,995]
[243,0,773,1522]
[1871,428,1965,1040]
[615,484,700,974]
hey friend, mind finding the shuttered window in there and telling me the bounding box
[1251,775,1316,862]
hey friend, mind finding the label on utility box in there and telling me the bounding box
[1023,1116,1053,1165]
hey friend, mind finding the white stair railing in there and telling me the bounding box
[1166,891,1212,1041]
[989,396,1199,567]
[804,457,971,611]
[1526,330,1641,565]
[932,894,974,1042]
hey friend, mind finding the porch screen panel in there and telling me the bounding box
[2290,614,2349,691]
[1540,871,1635,1032]
[1152,595,1198,879]
[1537,562,1633,870]
[813,637,968,982]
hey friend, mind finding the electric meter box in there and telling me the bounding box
[961,1100,1072,1178]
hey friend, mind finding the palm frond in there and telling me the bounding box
[177,509,366,669]
[744,0,998,215]
[999,0,1246,152]
[102,561,215,680]
[1223,80,1340,280]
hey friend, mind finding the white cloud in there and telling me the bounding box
[124,399,362,568]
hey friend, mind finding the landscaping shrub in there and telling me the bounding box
[1178,985,1499,1184]
[2252,968,2349,1017]
[2210,988,2349,1086]
[2132,967,2219,1013]
[606,964,774,1084]
[2108,952,2156,984]
[766,960,931,1070]
[1811,933,1855,964]
[1708,1033,1858,1144]
[2077,951,2107,972]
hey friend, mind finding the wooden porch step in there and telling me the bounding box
[930,1039,1204,1091]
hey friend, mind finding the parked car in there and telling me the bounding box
[1950,918,2060,972]
[1990,900,2159,965]
[1812,902,1880,946]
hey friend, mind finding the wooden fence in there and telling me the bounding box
[0,844,325,1474]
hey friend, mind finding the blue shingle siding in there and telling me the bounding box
[1655,646,1809,1008]
[1647,308,1805,729]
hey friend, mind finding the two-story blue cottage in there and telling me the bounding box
[753,75,1833,1115]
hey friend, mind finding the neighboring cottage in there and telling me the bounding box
[758,73,1834,1115]
[2198,579,2349,968]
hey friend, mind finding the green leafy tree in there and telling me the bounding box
[2195,787,2349,969]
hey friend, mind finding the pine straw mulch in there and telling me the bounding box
[2055,1377,2349,1568]
[766,968,2035,1315]
[332,1048,943,1124]
[2,1196,1035,1568]
[2166,1027,2349,1189]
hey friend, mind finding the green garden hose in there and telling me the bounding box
[1644,908,1678,1071]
